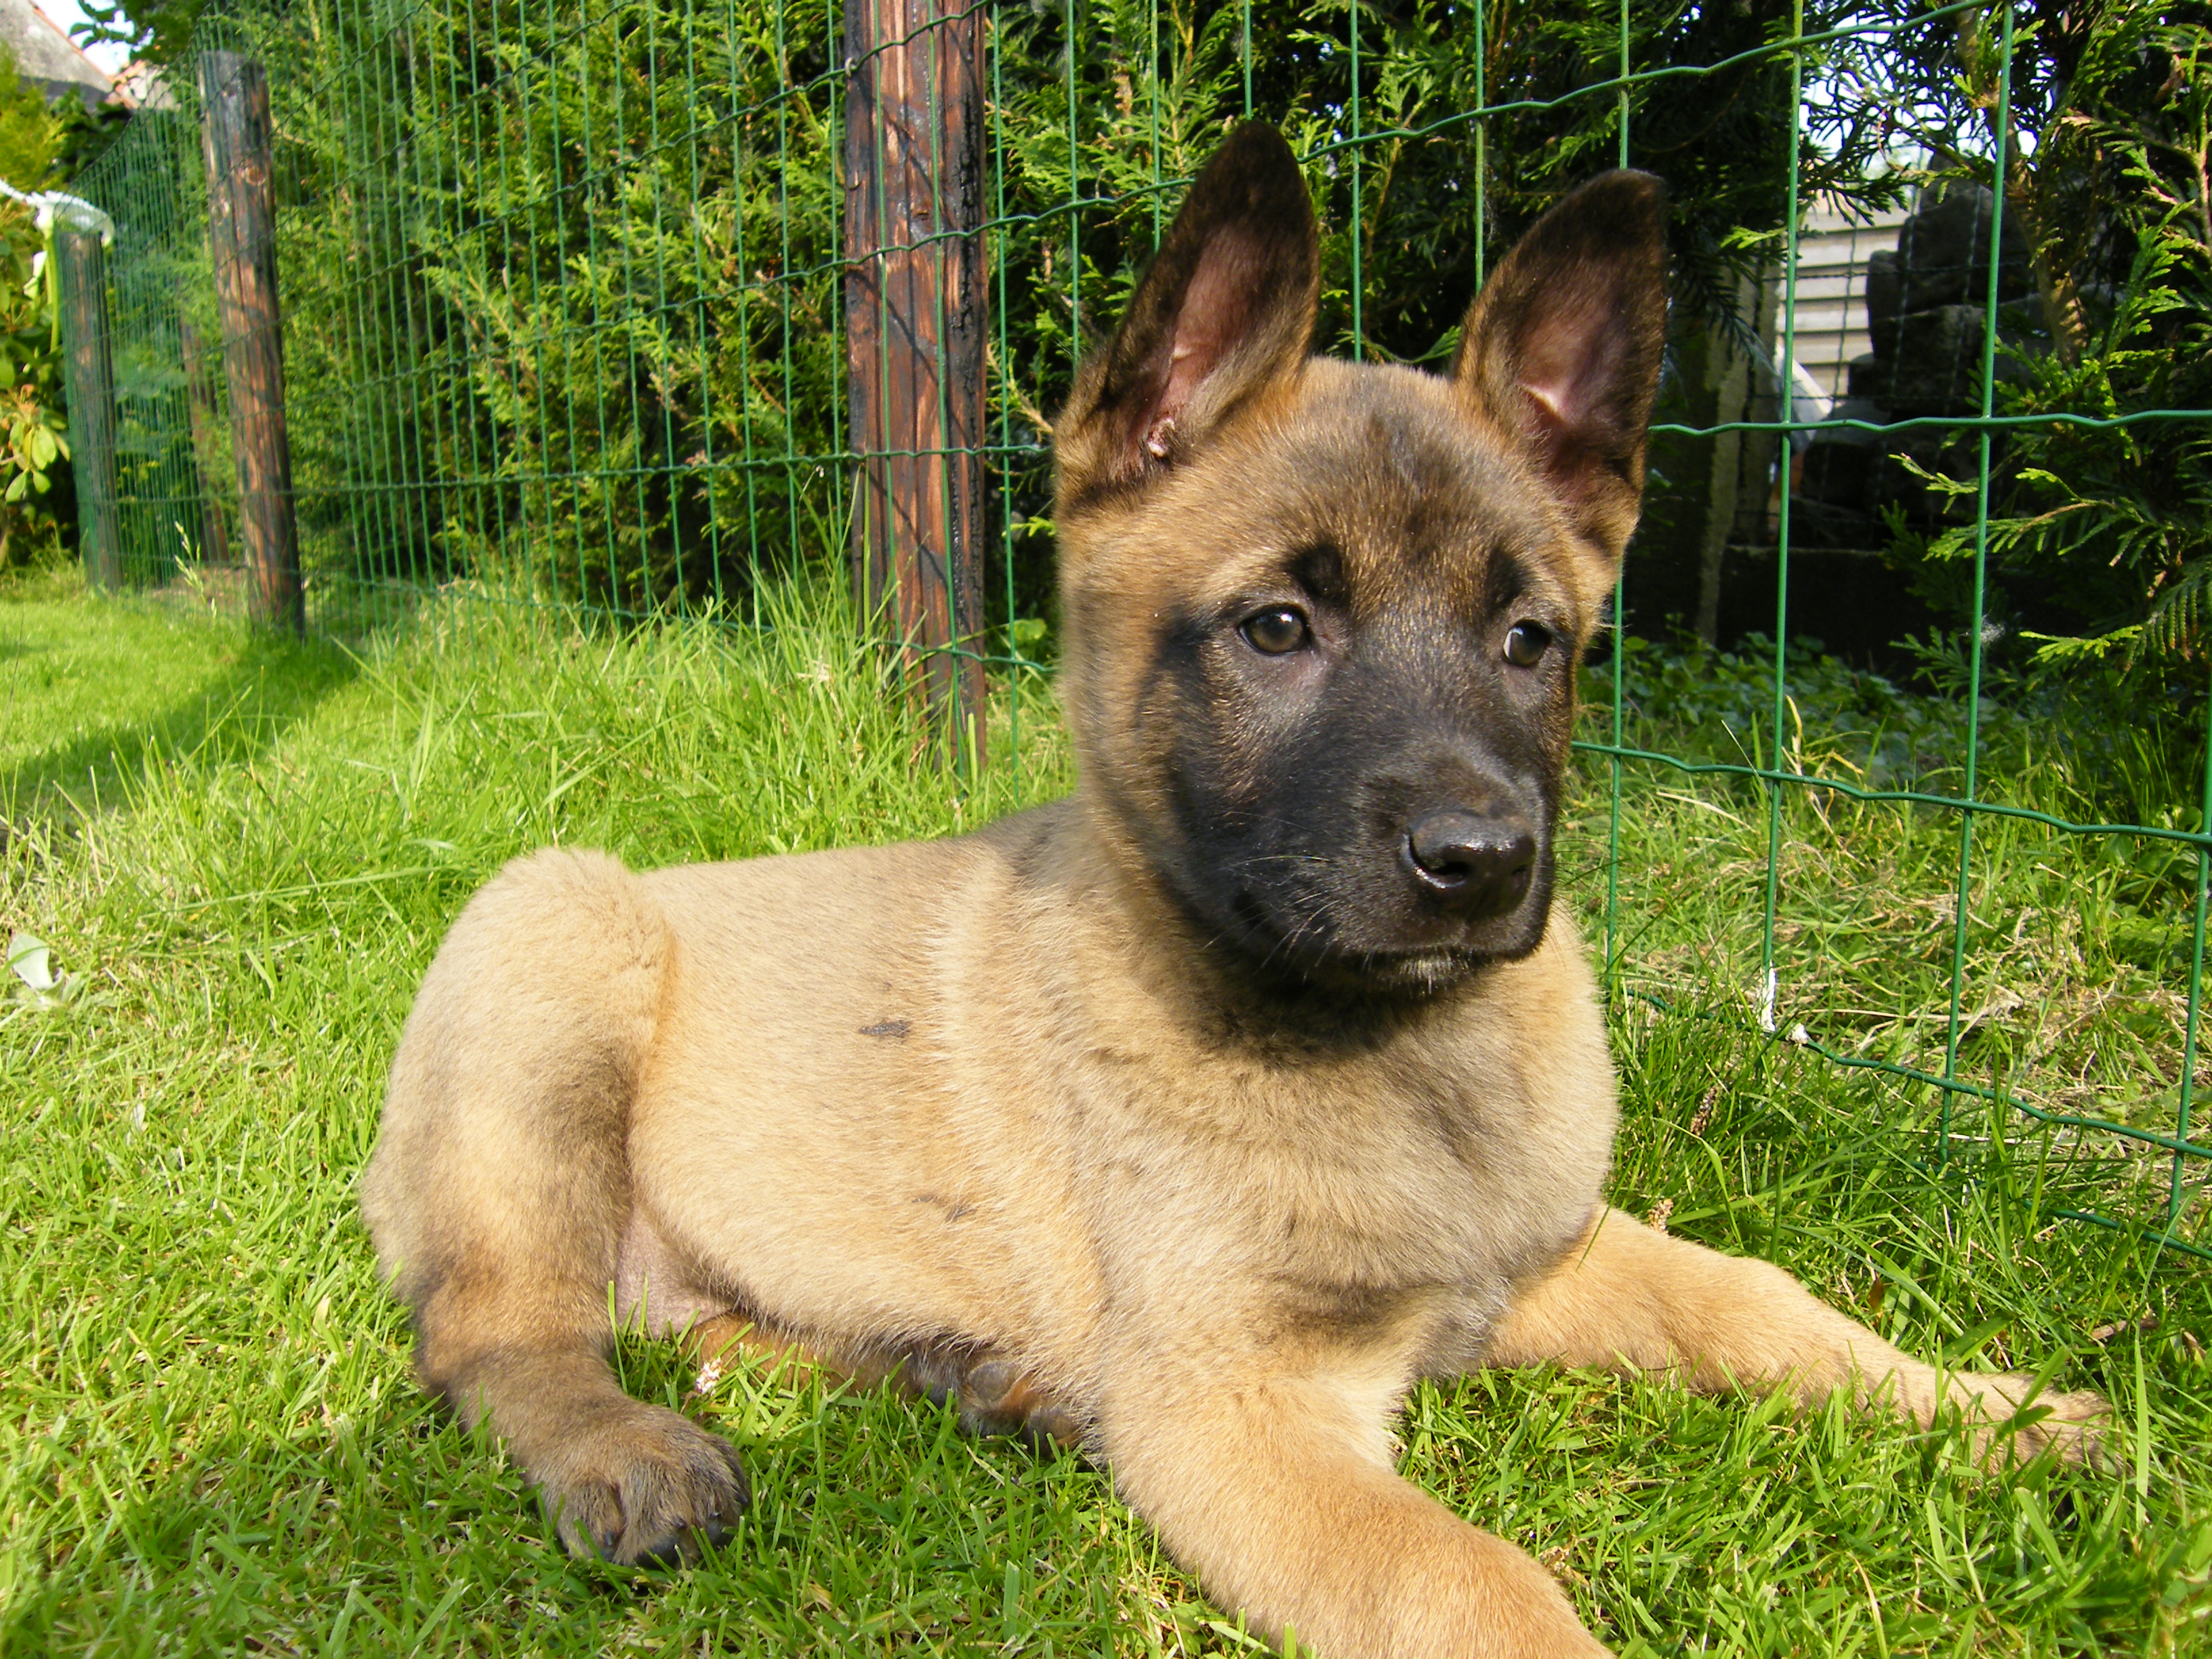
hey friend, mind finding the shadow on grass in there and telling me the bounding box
[1,628,361,836]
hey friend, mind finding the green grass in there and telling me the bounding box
[2,575,2208,1656]
[0,565,359,833]
[1586,632,2212,1247]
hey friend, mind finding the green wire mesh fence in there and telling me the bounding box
[57,0,2212,1262]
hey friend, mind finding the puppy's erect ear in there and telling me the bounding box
[1455,171,1668,588]
[1056,123,1318,504]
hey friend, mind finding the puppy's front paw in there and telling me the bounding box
[533,1398,750,1565]
[1944,1372,2111,1469]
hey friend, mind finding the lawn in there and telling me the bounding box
[2,568,2208,1656]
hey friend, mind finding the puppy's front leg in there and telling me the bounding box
[1486,1207,2105,1462]
[1102,1361,1606,1659]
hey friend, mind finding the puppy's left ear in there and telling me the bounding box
[1455,171,1668,598]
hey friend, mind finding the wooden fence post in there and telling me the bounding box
[198,49,302,634]
[55,229,122,592]
[842,0,989,768]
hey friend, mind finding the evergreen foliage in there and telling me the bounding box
[71,0,1890,622]
[60,1,2212,672]
[1864,2,2212,665]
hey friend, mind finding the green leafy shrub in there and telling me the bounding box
[80,0,1893,619]
[1877,5,2212,671]
[0,40,70,571]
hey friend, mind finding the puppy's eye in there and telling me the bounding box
[1241,607,1311,655]
[1502,620,1551,668]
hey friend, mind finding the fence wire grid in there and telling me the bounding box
[58,0,2212,1264]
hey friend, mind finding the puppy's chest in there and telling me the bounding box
[1086,1052,1604,1340]
[1265,1113,1580,1286]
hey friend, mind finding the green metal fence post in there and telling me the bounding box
[1939,0,2018,1164]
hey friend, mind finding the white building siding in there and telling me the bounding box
[1775,196,1910,398]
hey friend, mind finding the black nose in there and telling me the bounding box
[1403,810,1536,917]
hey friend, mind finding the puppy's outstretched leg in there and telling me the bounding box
[362,849,747,1563]
[1102,1359,1606,1659]
[1486,1207,2106,1465]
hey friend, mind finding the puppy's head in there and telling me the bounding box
[1054,124,1666,994]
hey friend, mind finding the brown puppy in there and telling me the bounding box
[363,125,2104,1657]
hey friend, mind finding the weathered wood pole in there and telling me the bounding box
[198,49,302,633]
[54,229,122,592]
[842,0,989,766]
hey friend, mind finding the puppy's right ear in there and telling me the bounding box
[1056,123,1318,505]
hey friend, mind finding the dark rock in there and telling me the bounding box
[1795,396,1900,529]
[1782,495,1885,550]
[1866,302,2045,417]
[1713,544,1943,656]
[1891,181,2033,315]
[1866,305,1989,415]
[1799,436,1874,510]
[1845,352,1884,399]
[1866,249,1902,337]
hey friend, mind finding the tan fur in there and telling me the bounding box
[1486,1208,2105,1464]
[363,129,2103,1654]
